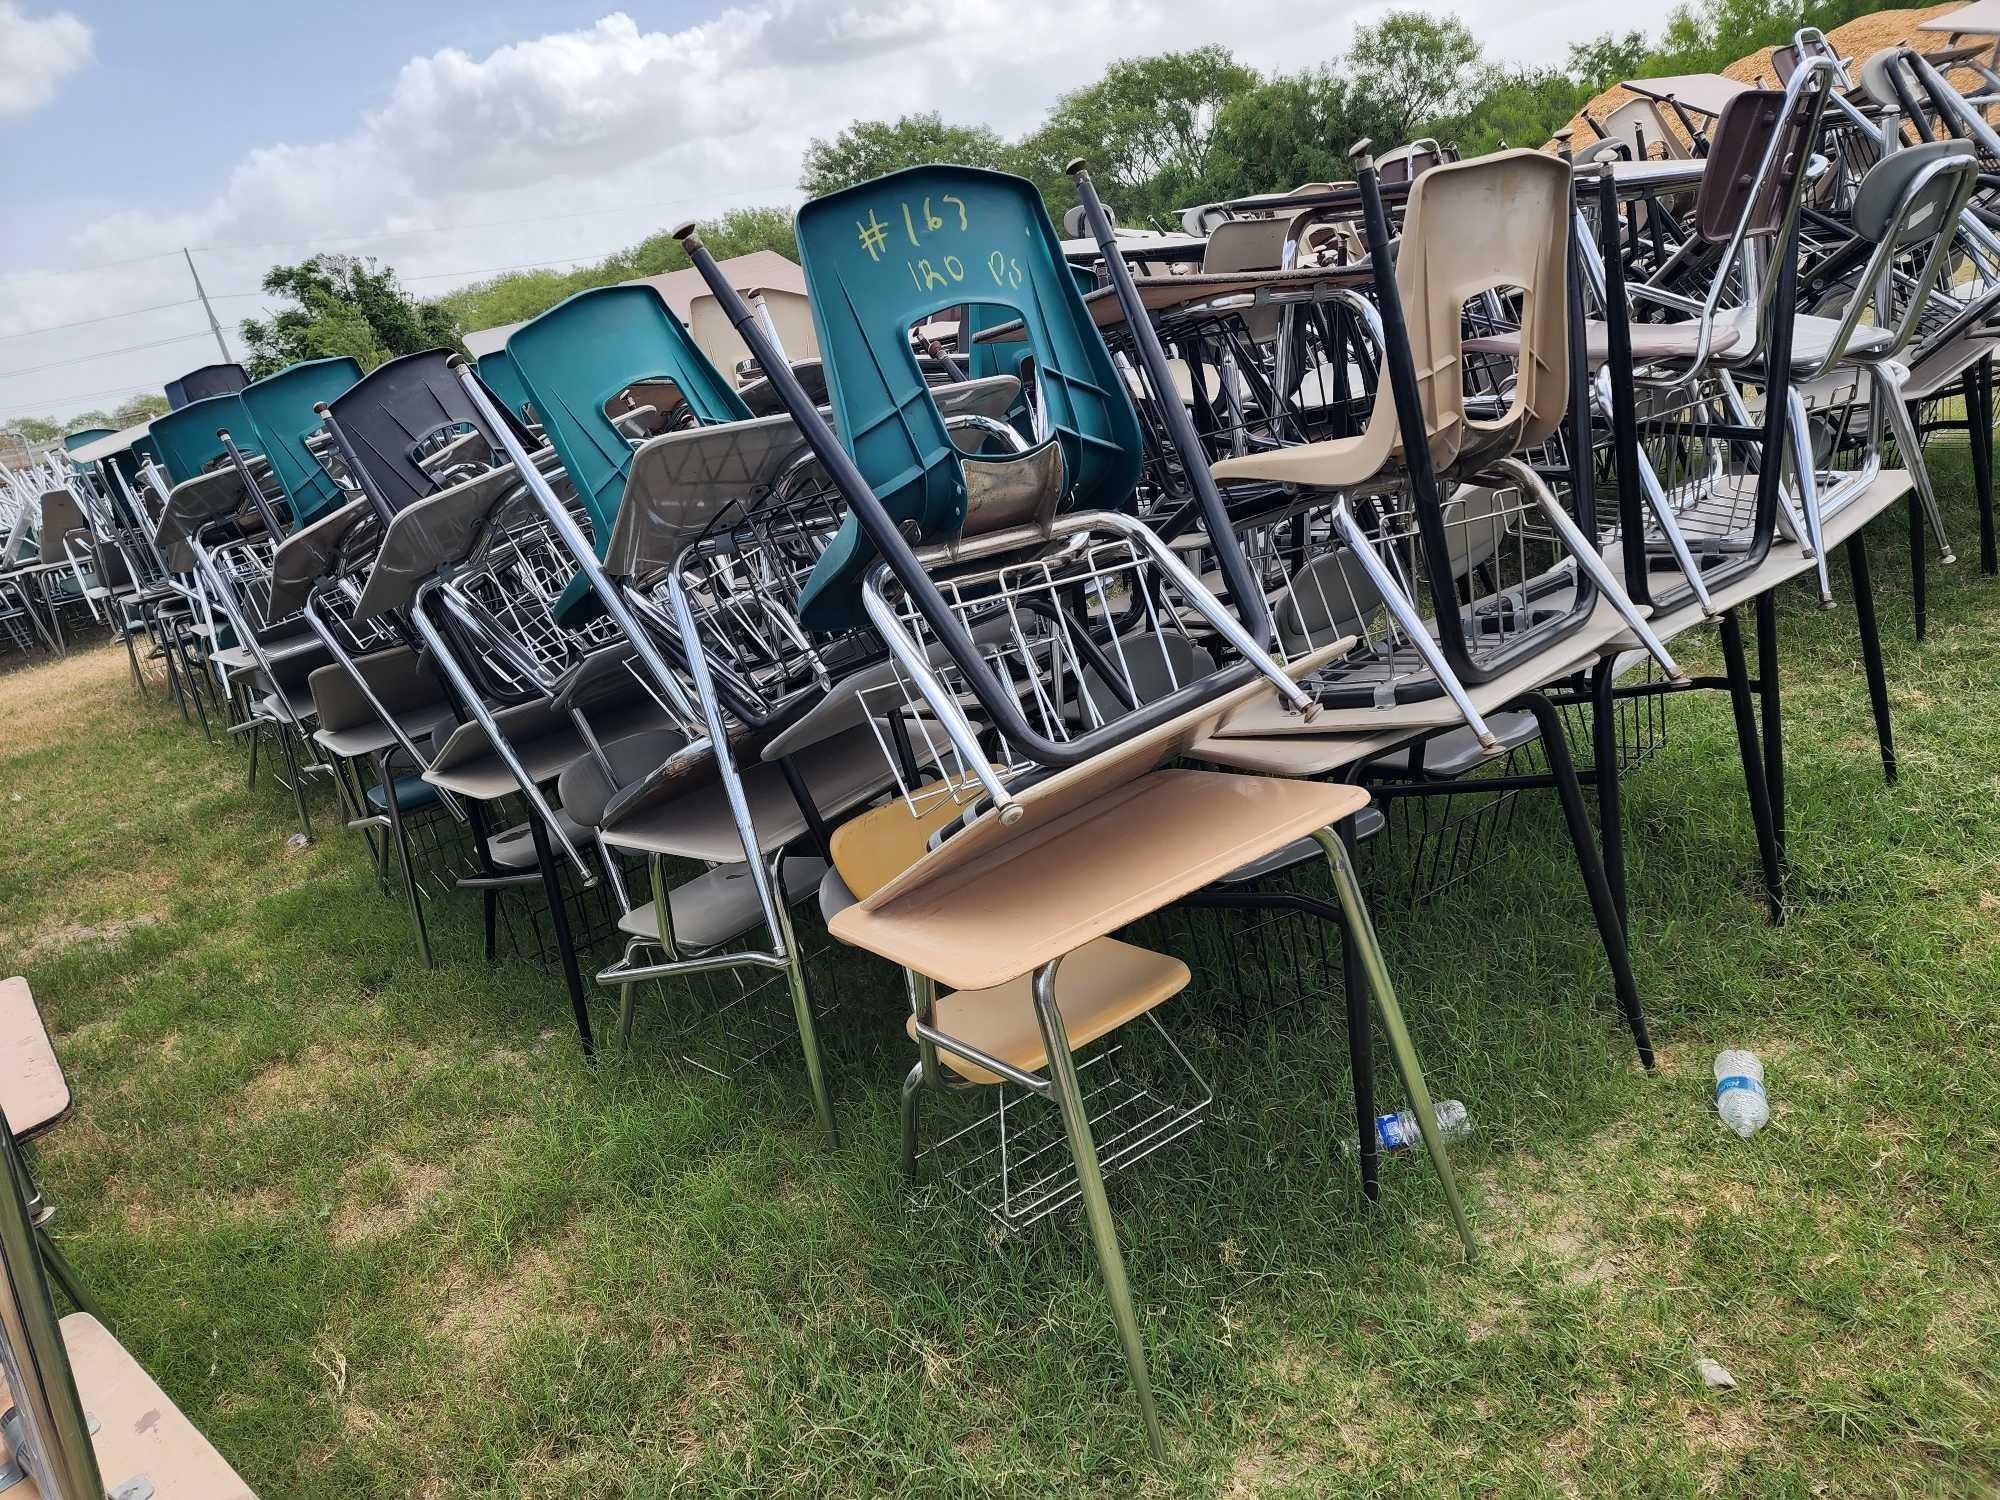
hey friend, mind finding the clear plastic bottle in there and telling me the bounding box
[1373,1099,1469,1154]
[1714,1050,1768,1138]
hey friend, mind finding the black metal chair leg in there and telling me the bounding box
[527,812,595,1063]
[1719,610,1784,925]
[1847,532,1898,784]
[1975,357,1996,576]
[1756,590,1787,881]
[1518,693,1655,1069]
[183,635,215,745]
[1589,659,1629,936]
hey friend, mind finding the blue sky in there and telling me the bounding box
[1,0,1683,423]
[6,1,712,262]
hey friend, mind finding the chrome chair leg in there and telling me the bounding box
[1785,389,1834,605]
[899,1061,925,1184]
[276,719,313,842]
[767,851,836,1145]
[1313,828,1477,1259]
[614,936,647,1051]
[1884,385,1955,564]
[373,751,432,969]
[1031,955,1167,1462]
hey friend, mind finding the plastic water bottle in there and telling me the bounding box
[1373,1100,1468,1154]
[1714,1050,1768,1138]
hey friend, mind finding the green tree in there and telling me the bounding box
[1020,46,1261,221]
[799,113,1018,197]
[1566,31,1651,88]
[437,206,799,335]
[1206,69,1395,202]
[1457,66,1591,156]
[1346,12,1488,145]
[2,393,169,449]
[238,255,462,379]
[5,417,61,444]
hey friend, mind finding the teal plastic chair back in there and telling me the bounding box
[474,349,534,424]
[61,428,113,471]
[505,283,751,541]
[793,165,1141,629]
[965,263,1097,384]
[239,357,362,527]
[149,392,257,487]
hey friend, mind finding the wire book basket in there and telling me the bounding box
[208,535,289,636]
[915,1018,1212,1232]
[439,520,623,698]
[853,514,1286,820]
[627,462,881,731]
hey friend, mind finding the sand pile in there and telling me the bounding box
[1550,3,1983,150]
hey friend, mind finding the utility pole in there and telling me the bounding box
[184,247,232,364]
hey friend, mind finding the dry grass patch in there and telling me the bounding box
[328,1154,452,1247]
[21,910,162,962]
[241,1042,353,1119]
[0,643,133,758]
[436,1221,596,1360]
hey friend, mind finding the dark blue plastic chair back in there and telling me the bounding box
[164,362,248,411]
[505,283,751,540]
[793,165,1141,628]
[326,349,525,515]
[474,350,534,424]
[149,392,257,487]
[239,357,362,527]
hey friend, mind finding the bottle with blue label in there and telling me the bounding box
[1372,1099,1468,1154]
[1714,1050,1768,1137]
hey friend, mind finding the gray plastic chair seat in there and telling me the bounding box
[484,807,596,868]
[618,856,829,951]
[602,723,927,862]
[258,681,318,726]
[1464,318,1742,365]
[818,865,859,925]
[1217,807,1388,885]
[1365,709,1540,777]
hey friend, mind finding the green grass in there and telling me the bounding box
[3,460,1998,1498]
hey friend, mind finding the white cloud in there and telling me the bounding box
[0,1,89,117]
[1,0,1685,420]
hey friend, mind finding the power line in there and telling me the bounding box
[0,300,201,343]
[0,380,160,417]
[402,253,630,284]
[0,249,187,282]
[0,186,796,290]
[0,331,212,381]
[185,190,794,256]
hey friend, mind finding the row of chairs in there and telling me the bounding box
[16,20,2000,1467]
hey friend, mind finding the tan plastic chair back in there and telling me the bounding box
[689,289,821,386]
[1200,217,1290,274]
[1595,98,1690,161]
[1346,148,1573,480]
[1199,218,1296,341]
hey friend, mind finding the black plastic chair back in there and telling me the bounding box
[326,349,534,516]
[164,362,248,411]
